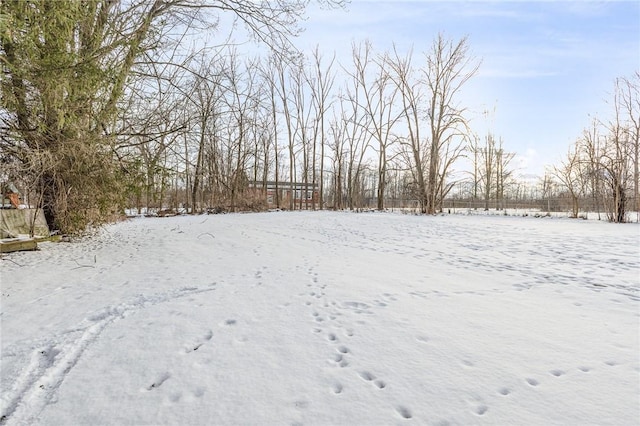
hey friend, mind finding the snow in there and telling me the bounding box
[1,211,639,425]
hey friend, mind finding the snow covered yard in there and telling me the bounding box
[1,211,638,426]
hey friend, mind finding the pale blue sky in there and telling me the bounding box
[295,0,640,177]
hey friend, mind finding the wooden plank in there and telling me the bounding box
[0,239,38,253]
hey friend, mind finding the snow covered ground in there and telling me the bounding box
[1,211,638,425]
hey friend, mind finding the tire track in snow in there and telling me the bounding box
[0,286,215,426]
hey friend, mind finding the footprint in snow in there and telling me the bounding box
[358,371,375,381]
[330,353,349,368]
[525,378,539,387]
[146,372,171,391]
[498,387,510,396]
[475,405,488,415]
[395,405,412,419]
[374,379,386,389]
[184,330,213,353]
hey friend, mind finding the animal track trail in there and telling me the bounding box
[0,286,217,426]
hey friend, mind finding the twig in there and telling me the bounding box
[0,254,23,267]
[71,259,95,270]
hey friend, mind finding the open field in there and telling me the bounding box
[1,211,638,425]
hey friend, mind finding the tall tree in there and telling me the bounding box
[348,41,401,211]
[423,34,479,214]
[618,73,640,221]
[308,46,337,210]
[387,47,428,212]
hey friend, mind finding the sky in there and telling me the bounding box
[293,0,640,177]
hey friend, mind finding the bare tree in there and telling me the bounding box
[273,56,298,209]
[466,134,482,208]
[618,72,640,221]
[328,101,349,209]
[342,45,375,210]
[578,119,604,219]
[599,78,633,222]
[308,46,337,210]
[480,133,496,211]
[553,144,585,218]
[187,52,226,213]
[423,34,479,214]
[387,46,428,212]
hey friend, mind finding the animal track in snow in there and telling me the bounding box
[358,371,375,381]
[498,387,510,396]
[525,378,539,386]
[146,372,171,390]
[330,353,349,368]
[549,369,565,377]
[395,405,413,419]
[331,382,343,394]
[475,405,488,415]
[0,286,216,425]
[183,330,213,353]
[341,301,372,314]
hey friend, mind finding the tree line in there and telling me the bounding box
[551,74,639,222]
[1,1,638,234]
